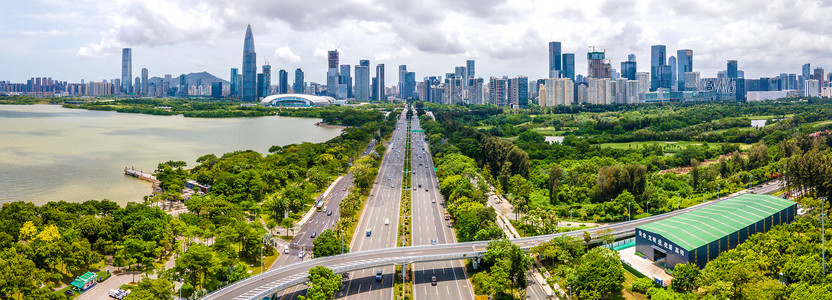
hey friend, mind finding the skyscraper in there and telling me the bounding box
[230,68,239,97]
[242,25,257,101]
[375,64,385,101]
[293,68,304,94]
[121,48,132,94]
[327,50,339,98]
[141,68,148,96]
[562,53,575,81]
[814,68,824,94]
[676,50,693,91]
[134,77,140,96]
[549,42,562,78]
[398,65,407,98]
[803,63,812,80]
[261,64,271,98]
[727,60,738,79]
[403,72,416,99]
[466,60,475,79]
[650,45,666,91]
[340,65,352,99]
[668,56,677,90]
[621,57,637,81]
[278,69,288,94]
[355,60,370,101]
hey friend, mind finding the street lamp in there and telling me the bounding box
[260,246,264,274]
[677,192,681,211]
[646,200,650,216]
[749,175,753,190]
[717,183,721,199]
[628,201,631,221]
[702,188,707,202]
[567,286,572,299]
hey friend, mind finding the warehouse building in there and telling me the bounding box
[635,194,796,269]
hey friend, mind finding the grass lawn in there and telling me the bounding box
[531,127,571,136]
[620,268,649,300]
[52,285,79,299]
[246,253,280,275]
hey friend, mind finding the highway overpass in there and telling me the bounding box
[201,189,756,300]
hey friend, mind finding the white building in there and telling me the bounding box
[805,80,819,97]
[588,78,612,105]
[636,72,650,94]
[684,72,701,91]
[541,78,574,106]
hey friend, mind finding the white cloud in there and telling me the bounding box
[273,47,301,64]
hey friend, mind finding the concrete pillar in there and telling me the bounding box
[473,257,480,270]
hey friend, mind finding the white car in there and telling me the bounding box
[385,218,390,225]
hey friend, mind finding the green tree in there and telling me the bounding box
[299,266,342,300]
[127,277,174,300]
[313,229,344,258]
[671,263,700,292]
[565,247,624,300]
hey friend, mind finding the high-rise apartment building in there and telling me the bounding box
[814,68,825,94]
[278,69,288,94]
[141,68,148,96]
[121,48,132,94]
[541,78,574,106]
[242,25,257,101]
[562,53,575,80]
[636,72,650,94]
[549,42,562,78]
[507,76,529,108]
[588,78,612,105]
[488,77,507,107]
[650,45,667,91]
[293,68,304,94]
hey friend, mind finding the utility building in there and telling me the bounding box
[635,194,796,269]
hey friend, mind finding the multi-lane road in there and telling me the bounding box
[273,141,377,299]
[333,111,409,300]
[409,115,475,300]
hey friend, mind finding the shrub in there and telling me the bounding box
[631,277,656,293]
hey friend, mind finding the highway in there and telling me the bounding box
[409,115,474,300]
[273,141,377,299]
[334,110,409,300]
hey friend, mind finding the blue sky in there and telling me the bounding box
[2,0,832,84]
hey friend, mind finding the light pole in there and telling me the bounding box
[628,201,631,221]
[570,209,573,222]
[647,200,650,216]
[567,286,572,299]
[749,175,753,190]
[260,246,264,274]
[718,183,721,199]
[702,188,707,202]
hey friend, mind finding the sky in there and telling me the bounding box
[2,0,832,84]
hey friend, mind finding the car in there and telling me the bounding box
[284,245,289,254]
[385,218,390,225]
[432,198,436,203]
[376,270,383,281]
[311,231,316,238]
[425,188,429,192]
[418,184,422,188]
[327,210,333,216]
[65,289,75,297]
[425,165,428,168]
[299,251,304,258]
[413,187,417,190]
[431,276,437,286]
[431,239,437,245]
[343,187,346,191]
[388,176,391,180]
[391,184,395,188]
[366,228,372,237]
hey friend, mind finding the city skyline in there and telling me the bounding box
[3,0,832,84]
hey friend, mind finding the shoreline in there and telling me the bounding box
[315,122,351,129]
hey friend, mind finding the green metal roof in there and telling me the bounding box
[637,194,795,251]
[70,272,98,288]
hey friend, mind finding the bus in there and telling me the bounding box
[316,201,324,212]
